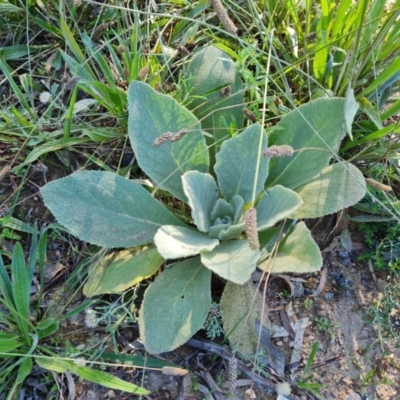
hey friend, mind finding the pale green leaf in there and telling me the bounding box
[220,281,261,354]
[182,171,219,232]
[259,222,322,274]
[200,241,260,284]
[35,357,70,373]
[186,46,244,159]
[291,162,366,219]
[215,123,269,203]
[128,81,209,201]
[84,246,164,296]
[139,257,211,354]
[73,365,149,394]
[266,98,346,190]
[154,226,219,259]
[41,171,185,248]
[256,185,303,231]
[36,357,149,394]
[344,88,359,138]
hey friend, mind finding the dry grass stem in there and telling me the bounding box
[161,366,188,376]
[210,0,238,34]
[138,66,149,80]
[154,129,189,146]
[220,86,231,96]
[228,355,238,394]
[242,108,257,122]
[262,145,294,158]
[153,132,173,147]
[245,206,260,250]
[365,178,392,192]
[0,165,11,182]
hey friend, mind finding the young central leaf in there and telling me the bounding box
[154,226,219,259]
[182,171,219,233]
[215,123,269,203]
[208,195,245,240]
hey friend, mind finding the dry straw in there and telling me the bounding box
[210,0,238,35]
[242,108,257,122]
[365,178,392,192]
[0,165,11,182]
[228,355,238,394]
[161,366,188,376]
[154,129,188,146]
[245,207,260,250]
[262,145,294,158]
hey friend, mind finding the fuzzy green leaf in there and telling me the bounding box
[182,171,219,232]
[128,81,209,201]
[200,240,260,284]
[220,281,260,354]
[139,257,211,354]
[154,226,219,259]
[186,46,244,159]
[41,171,185,248]
[291,162,366,219]
[84,246,164,296]
[256,185,303,231]
[215,123,269,203]
[266,98,347,190]
[259,222,322,274]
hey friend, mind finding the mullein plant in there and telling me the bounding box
[41,46,366,354]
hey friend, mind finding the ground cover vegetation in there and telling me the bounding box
[0,0,399,398]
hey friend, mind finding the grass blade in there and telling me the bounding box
[11,243,31,343]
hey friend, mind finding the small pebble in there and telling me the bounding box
[324,292,334,301]
[337,250,349,258]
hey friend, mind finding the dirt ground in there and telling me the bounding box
[1,158,399,400]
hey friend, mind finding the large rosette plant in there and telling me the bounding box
[41,46,366,354]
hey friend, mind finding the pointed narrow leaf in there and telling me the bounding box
[36,358,149,394]
[256,185,303,231]
[154,226,219,259]
[128,81,209,201]
[182,171,219,232]
[41,171,185,248]
[0,339,23,353]
[84,246,164,296]
[291,162,366,219]
[11,243,30,342]
[16,358,32,384]
[215,123,269,203]
[73,365,149,394]
[200,241,260,284]
[259,222,322,274]
[0,255,14,307]
[139,257,211,354]
[266,98,346,190]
